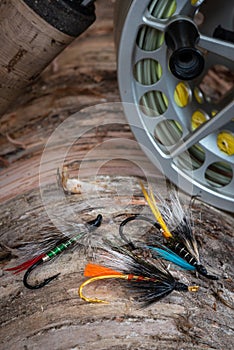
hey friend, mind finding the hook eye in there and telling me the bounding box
[87,214,103,228]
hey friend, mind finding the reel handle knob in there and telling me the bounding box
[165,19,204,80]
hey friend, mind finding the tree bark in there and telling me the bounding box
[0,1,233,350]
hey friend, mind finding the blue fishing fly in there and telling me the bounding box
[119,183,218,280]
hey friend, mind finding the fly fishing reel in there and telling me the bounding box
[114,0,234,212]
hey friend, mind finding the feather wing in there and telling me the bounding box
[141,182,200,262]
[172,215,200,262]
[98,242,177,307]
[6,216,101,273]
[148,245,196,271]
[127,280,175,307]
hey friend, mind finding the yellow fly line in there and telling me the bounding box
[140,182,173,239]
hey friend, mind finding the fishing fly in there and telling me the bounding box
[79,243,199,306]
[119,182,218,280]
[6,214,102,289]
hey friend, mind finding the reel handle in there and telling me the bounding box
[165,19,204,80]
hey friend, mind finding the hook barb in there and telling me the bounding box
[23,258,60,290]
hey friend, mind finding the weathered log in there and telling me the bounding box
[0,1,233,350]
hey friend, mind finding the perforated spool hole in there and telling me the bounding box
[194,87,204,104]
[136,26,164,51]
[154,119,183,147]
[205,161,233,187]
[175,144,206,171]
[140,90,168,116]
[191,110,209,130]
[174,82,191,107]
[134,59,162,85]
[148,0,176,19]
[217,131,234,156]
[137,0,176,52]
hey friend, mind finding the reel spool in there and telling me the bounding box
[115,0,234,212]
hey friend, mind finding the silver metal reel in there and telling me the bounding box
[115,0,234,212]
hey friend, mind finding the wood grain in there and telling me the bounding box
[0,1,233,350]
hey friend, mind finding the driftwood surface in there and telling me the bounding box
[0,1,234,349]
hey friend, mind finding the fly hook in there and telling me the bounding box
[79,251,199,306]
[23,257,60,290]
[8,214,103,290]
[119,214,160,248]
[122,183,219,280]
